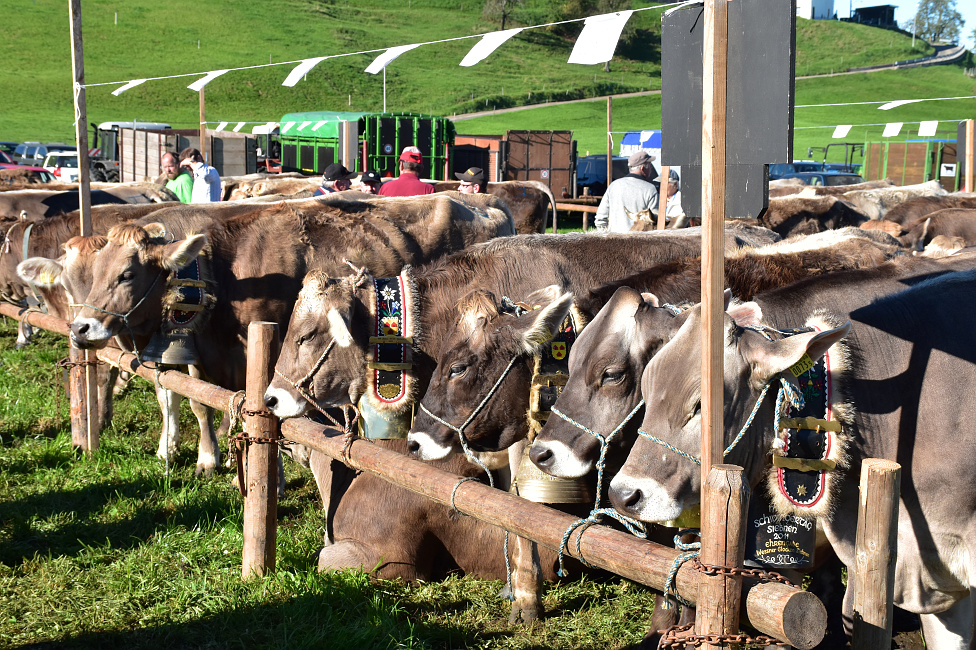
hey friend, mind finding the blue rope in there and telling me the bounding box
[661,529,701,609]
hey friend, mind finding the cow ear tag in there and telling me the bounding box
[789,353,815,378]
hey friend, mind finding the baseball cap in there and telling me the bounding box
[668,169,680,182]
[360,170,382,184]
[323,163,357,182]
[454,167,485,184]
[627,150,656,167]
[399,146,423,164]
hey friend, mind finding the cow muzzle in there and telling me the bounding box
[406,430,456,461]
[69,317,113,349]
[608,472,684,523]
[528,439,593,479]
[264,385,309,419]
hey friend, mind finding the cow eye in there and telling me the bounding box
[296,332,314,346]
[601,368,625,386]
[119,270,135,283]
[449,363,468,379]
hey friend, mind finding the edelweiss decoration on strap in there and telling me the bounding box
[766,320,850,520]
[365,271,418,414]
[142,250,216,366]
[528,304,585,435]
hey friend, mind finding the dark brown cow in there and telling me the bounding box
[608,264,976,648]
[900,208,976,252]
[759,195,869,237]
[0,185,178,219]
[882,195,976,231]
[432,180,556,234]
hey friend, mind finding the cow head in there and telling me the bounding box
[17,235,109,321]
[530,287,687,479]
[609,302,849,523]
[69,223,207,349]
[406,286,572,461]
[264,272,369,418]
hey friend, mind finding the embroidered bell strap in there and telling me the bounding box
[775,334,836,510]
[529,309,581,426]
[167,257,207,326]
[368,274,413,405]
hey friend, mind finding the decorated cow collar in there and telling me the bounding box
[525,300,587,437]
[364,269,420,417]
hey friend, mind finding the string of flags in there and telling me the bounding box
[87,6,666,97]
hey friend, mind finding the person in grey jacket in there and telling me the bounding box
[594,150,659,232]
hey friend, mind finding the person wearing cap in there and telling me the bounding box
[357,170,383,194]
[314,163,357,196]
[664,168,685,225]
[594,150,659,232]
[455,167,485,194]
[378,146,436,197]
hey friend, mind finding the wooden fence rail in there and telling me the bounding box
[1,303,826,648]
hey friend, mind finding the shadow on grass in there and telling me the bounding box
[0,477,237,566]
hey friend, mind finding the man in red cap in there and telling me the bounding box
[378,146,436,197]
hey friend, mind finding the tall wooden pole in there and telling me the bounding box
[69,0,98,453]
[965,119,974,193]
[606,97,613,192]
[851,459,901,650]
[700,0,728,483]
[697,465,749,649]
[199,87,208,163]
[242,321,281,578]
[657,164,670,230]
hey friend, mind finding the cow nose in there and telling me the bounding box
[610,485,643,515]
[71,321,90,338]
[529,444,553,469]
[406,438,421,456]
[264,394,278,410]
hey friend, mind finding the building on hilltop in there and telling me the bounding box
[849,4,897,28]
[797,0,835,20]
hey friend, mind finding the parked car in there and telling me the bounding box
[0,165,56,183]
[768,161,825,179]
[0,142,18,156]
[777,171,865,186]
[41,151,81,182]
[823,162,863,174]
[0,150,15,165]
[14,142,76,165]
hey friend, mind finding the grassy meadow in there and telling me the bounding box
[0,318,660,649]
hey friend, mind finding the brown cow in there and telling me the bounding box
[881,194,976,232]
[224,174,321,201]
[839,180,946,221]
[900,208,976,252]
[759,195,869,237]
[433,180,556,234]
[0,185,178,219]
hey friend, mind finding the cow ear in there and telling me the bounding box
[727,301,763,327]
[142,223,167,240]
[641,292,660,307]
[17,257,63,288]
[512,290,574,355]
[745,322,851,385]
[162,234,207,270]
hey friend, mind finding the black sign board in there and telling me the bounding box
[661,0,795,220]
[744,491,816,570]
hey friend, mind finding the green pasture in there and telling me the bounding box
[0,318,659,649]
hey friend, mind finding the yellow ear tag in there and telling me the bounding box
[789,353,815,377]
[39,271,58,284]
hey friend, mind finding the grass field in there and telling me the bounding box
[0,318,662,649]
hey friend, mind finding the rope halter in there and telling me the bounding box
[273,337,356,433]
[77,271,165,358]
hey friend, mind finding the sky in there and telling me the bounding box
[846,0,976,50]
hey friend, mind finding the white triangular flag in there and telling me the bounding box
[365,44,421,74]
[918,121,938,137]
[460,29,523,67]
[882,122,903,138]
[233,122,246,132]
[879,99,921,111]
[832,125,852,138]
[283,57,327,87]
[188,69,229,92]
[216,121,228,132]
[112,79,147,96]
[568,11,633,65]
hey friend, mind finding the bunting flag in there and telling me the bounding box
[918,120,938,137]
[233,122,245,132]
[365,45,422,74]
[283,56,328,87]
[568,11,633,65]
[882,122,903,137]
[831,125,852,138]
[112,79,147,96]
[216,121,228,131]
[188,69,230,92]
[879,99,922,110]
[459,28,523,67]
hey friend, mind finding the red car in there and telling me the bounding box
[0,152,57,183]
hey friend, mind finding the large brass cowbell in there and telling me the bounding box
[511,444,591,504]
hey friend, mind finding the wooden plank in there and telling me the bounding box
[657,165,669,230]
[966,119,974,193]
[852,459,901,650]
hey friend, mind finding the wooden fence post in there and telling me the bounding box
[657,164,669,230]
[852,458,901,650]
[697,464,749,649]
[242,321,281,578]
[68,346,99,453]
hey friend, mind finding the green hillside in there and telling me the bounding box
[2,0,963,154]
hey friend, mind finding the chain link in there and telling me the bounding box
[658,622,782,648]
[692,558,799,588]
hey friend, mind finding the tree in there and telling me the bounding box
[912,0,964,44]
[483,0,525,31]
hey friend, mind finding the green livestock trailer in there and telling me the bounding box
[277,111,455,180]
[862,137,961,191]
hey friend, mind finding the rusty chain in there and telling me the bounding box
[692,558,799,588]
[658,622,783,648]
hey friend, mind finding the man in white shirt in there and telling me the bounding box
[179,147,221,203]
[594,151,659,232]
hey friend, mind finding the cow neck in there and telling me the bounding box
[0,220,28,307]
[362,269,420,419]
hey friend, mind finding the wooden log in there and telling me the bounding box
[852,458,901,650]
[657,165,669,230]
[0,303,70,335]
[68,346,99,453]
[697,465,748,649]
[281,419,826,648]
[242,322,280,578]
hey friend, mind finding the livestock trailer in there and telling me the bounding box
[277,111,455,180]
[862,137,960,190]
[118,128,259,182]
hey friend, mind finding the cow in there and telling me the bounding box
[758,195,869,238]
[224,174,320,201]
[607,265,976,648]
[796,179,894,196]
[0,186,177,219]
[878,194,976,232]
[900,209,976,252]
[839,180,947,221]
[433,180,557,234]
[0,168,53,186]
